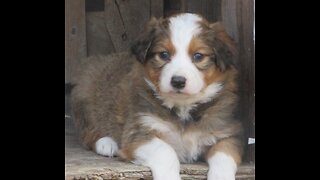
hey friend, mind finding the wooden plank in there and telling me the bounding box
[220,0,255,163]
[184,0,202,14]
[221,0,255,163]
[180,0,187,12]
[115,0,151,44]
[209,0,222,22]
[150,0,164,18]
[104,0,130,52]
[204,0,214,21]
[104,0,151,52]
[86,0,105,12]
[86,12,116,56]
[164,0,181,17]
[221,0,239,43]
[237,0,255,163]
[177,0,220,22]
[65,0,87,84]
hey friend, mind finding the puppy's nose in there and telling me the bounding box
[171,76,186,89]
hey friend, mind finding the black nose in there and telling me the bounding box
[171,76,186,89]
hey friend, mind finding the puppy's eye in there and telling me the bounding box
[193,53,204,62]
[159,51,171,61]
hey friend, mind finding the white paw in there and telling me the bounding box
[95,137,118,157]
[207,152,237,180]
[133,138,181,180]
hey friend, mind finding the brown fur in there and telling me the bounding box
[71,14,244,167]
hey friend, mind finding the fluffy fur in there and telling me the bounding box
[71,13,244,180]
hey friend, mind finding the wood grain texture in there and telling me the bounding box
[104,0,152,52]
[236,0,255,163]
[221,0,239,43]
[216,0,255,163]
[86,12,115,56]
[179,0,220,22]
[150,0,164,18]
[65,0,87,83]
[104,0,130,52]
[115,0,150,45]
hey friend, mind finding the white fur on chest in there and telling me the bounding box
[145,78,223,122]
[163,83,222,121]
[139,114,216,163]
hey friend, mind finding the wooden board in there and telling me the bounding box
[151,0,164,18]
[220,0,255,163]
[221,0,239,43]
[86,12,116,56]
[115,0,150,43]
[65,0,87,83]
[104,0,130,52]
[164,0,181,16]
[236,0,255,163]
[104,0,154,52]
[180,0,220,22]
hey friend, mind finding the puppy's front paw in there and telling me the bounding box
[95,137,118,157]
[207,152,237,180]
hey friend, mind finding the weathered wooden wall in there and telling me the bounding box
[65,0,255,163]
[65,0,163,83]
[65,0,87,83]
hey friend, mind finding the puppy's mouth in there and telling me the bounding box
[165,90,196,97]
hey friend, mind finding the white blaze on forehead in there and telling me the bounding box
[169,13,202,48]
[159,13,205,95]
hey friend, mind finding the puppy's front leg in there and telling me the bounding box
[123,138,181,180]
[206,137,243,180]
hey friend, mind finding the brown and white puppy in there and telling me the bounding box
[71,13,244,180]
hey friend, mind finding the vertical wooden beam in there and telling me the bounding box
[115,0,150,38]
[86,12,116,56]
[105,0,151,52]
[65,0,87,84]
[209,0,222,22]
[237,0,255,163]
[180,0,186,12]
[150,0,164,18]
[221,0,255,163]
[221,0,239,43]
[104,0,130,52]
[177,0,220,22]
[185,0,202,14]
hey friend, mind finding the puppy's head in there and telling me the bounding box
[131,13,237,104]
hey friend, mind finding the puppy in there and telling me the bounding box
[71,13,244,180]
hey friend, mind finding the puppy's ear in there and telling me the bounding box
[131,17,159,64]
[209,22,238,71]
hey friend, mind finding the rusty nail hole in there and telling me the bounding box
[121,33,127,41]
